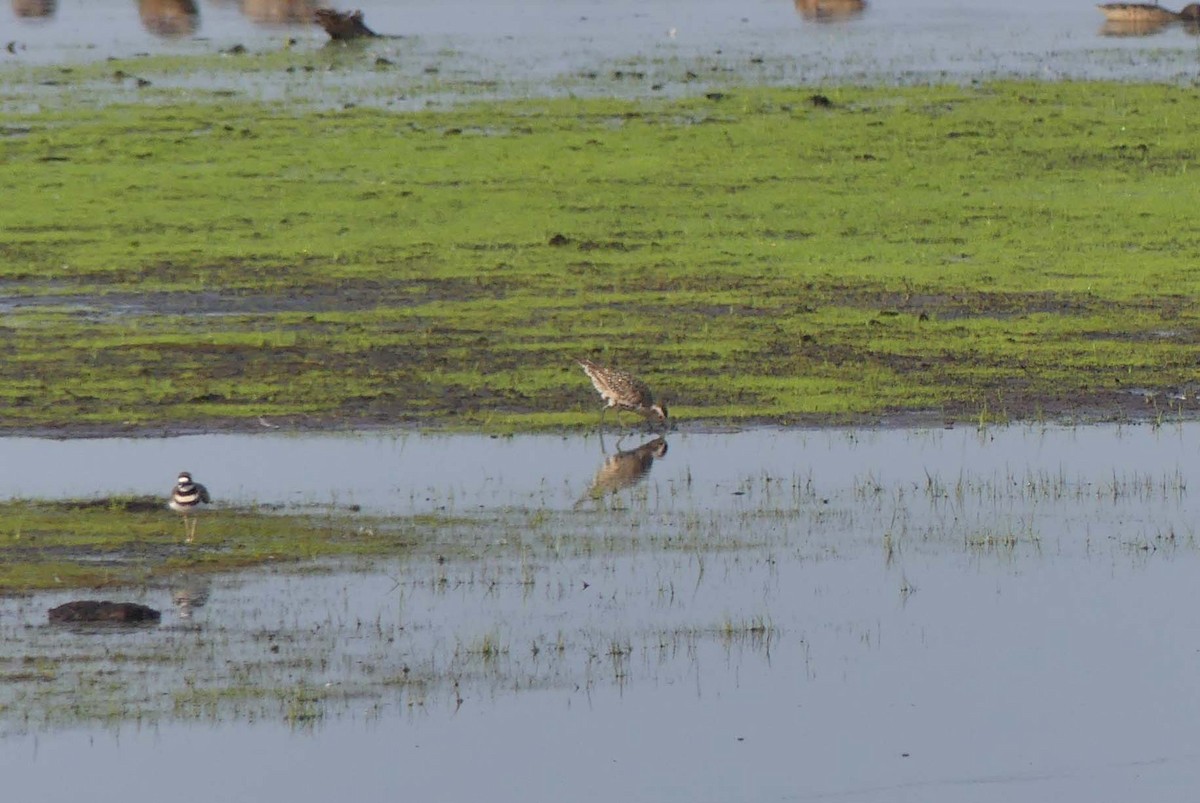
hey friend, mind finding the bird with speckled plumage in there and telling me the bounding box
[576,358,668,427]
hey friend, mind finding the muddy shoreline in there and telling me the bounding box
[3,393,1188,440]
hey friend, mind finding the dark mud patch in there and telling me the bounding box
[47,599,161,624]
[0,275,512,318]
[798,282,1182,323]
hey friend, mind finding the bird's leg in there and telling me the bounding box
[599,428,609,455]
[186,516,197,544]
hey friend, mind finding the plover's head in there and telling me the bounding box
[177,472,192,485]
[650,403,669,421]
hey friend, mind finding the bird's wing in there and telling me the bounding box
[577,359,612,396]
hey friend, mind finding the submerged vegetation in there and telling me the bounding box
[1,68,1199,431]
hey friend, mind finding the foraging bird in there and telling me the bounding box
[576,358,668,427]
[169,471,210,543]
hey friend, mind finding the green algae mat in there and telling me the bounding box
[0,495,438,592]
[3,79,1200,432]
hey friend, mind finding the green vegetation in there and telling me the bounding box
[3,74,1200,430]
[0,496,416,592]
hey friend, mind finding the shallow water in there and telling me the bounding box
[5,0,1200,90]
[5,423,1200,801]
[0,422,1195,515]
[7,0,1200,796]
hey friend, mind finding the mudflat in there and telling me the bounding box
[3,77,1198,433]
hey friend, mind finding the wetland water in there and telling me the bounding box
[6,0,1200,90]
[7,1,1200,799]
[6,424,1200,801]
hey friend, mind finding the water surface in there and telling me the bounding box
[5,0,1200,89]
[4,423,1200,801]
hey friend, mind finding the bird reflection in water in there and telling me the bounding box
[793,0,866,23]
[12,0,56,18]
[1097,3,1200,35]
[138,0,199,37]
[241,0,316,25]
[171,581,211,621]
[576,436,668,507]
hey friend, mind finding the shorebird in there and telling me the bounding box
[576,358,668,428]
[169,471,210,543]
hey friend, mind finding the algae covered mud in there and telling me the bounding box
[4,78,1200,432]
[4,1,1200,432]
[5,424,1200,802]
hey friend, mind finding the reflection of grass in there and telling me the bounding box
[172,683,327,727]
[718,615,772,642]
[463,633,507,662]
[1,81,1200,429]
